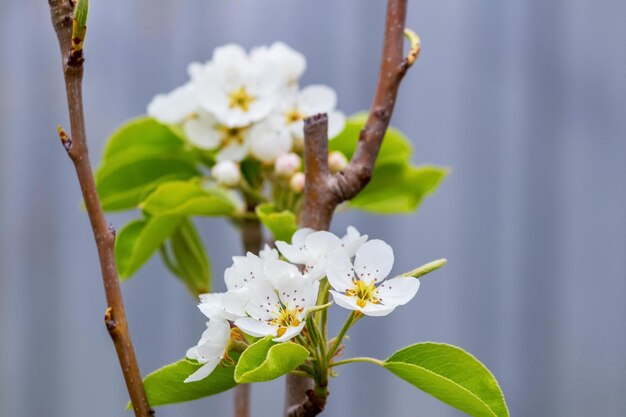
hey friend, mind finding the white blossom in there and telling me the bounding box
[248,118,293,163]
[147,83,198,125]
[183,111,250,162]
[250,42,306,90]
[273,85,346,148]
[326,240,420,316]
[275,228,367,281]
[234,260,318,342]
[212,160,241,187]
[259,244,279,261]
[192,44,281,128]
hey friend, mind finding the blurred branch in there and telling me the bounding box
[287,0,418,415]
[47,1,152,416]
[234,212,263,417]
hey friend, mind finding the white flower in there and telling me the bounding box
[251,42,306,90]
[274,152,302,177]
[274,85,346,148]
[185,318,230,382]
[276,228,368,281]
[259,244,279,261]
[212,161,241,187]
[183,111,250,162]
[224,252,267,291]
[234,260,318,342]
[147,83,198,125]
[248,118,293,163]
[192,44,281,128]
[326,240,420,316]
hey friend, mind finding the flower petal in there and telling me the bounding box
[354,239,394,282]
[273,321,306,342]
[329,290,361,312]
[264,259,301,288]
[183,117,221,150]
[235,317,276,338]
[217,142,248,162]
[326,250,355,292]
[376,276,420,306]
[184,358,221,383]
[327,111,346,139]
[359,302,396,317]
[297,85,337,115]
[304,231,342,259]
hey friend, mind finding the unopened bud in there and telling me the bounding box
[289,172,305,193]
[274,153,301,177]
[212,161,241,187]
[328,151,348,173]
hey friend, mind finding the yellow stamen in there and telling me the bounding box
[284,108,305,124]
[228,86,255,112]
[346,280,380,307]
[216,125,247,146]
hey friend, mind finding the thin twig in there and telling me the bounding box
[47,1,152,416]
[286,0,417,415]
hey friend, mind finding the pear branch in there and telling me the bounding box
[286,0,419,415]
[48,1,152,416]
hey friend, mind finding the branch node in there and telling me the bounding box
[108,224,117,238]
[56,124,73,151]
[104,307,118,332]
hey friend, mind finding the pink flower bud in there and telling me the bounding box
[328,151,348,173]
[275,153,302,177]
[289,172,306,193]
[212,160,241,186]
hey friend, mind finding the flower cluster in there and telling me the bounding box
[147,42,346,192]
[185,227,421,382]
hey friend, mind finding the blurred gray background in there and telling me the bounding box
[2,0,626,416]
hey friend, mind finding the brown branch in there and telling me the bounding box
[234,213,263,417]
[287,0,417,415]
[48,1,152,416]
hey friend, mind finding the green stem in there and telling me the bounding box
[327,311,359,360]
[316,279,330,341]
[330,357,385,368]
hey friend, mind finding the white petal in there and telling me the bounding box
[259,244,279,261]
[273,321,306,342]
[354,240,394,283]
[221,289,250,319]
[292,228,315,245]
[359,302,396,317]
[305,264,327,282]
[147,83,198,124]
[196,319,230,356]
[342,234,368,258]
[376,277,420,307]
[184,117,221,150]
[184,358,221,383]
[235,317,276,338]
[330,290,360,312]
[327,111,346,139]
[198,294,225,320]
[264,259,301,288]
[213,44,248,66]
[297,85,337,115]
[326,250,355,292]
[245,281,280,321]
[249,121,292,163]
[217,143,248,162]
[304,231,342,259]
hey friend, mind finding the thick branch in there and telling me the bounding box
[48,2,152,416]
[287,0,414,415]
[234,214,263,417]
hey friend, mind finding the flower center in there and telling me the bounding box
[346,280,380,308]
[228,87,255,112]
[271,305,302,337]
[217,125,247,145]
[284,108,305,124]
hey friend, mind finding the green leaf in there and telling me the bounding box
[96,117,200,211]
[138,354,240,408]
[142,180,236,217]
[255,203,298,242]
[384,342,509,417]
[234,336,309,383]
[163,218,211,295]
[115,216,181,280]
[329,113,412,167]
[240,159,262,188]
[350,164,448,214]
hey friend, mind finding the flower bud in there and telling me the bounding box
[328,151,348,173]
[212,161,241,187]
[289,172,305,193]
[275,153,302,177]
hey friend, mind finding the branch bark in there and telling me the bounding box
[286,0,419,415]
[234,214,263,417]
[48,1,152,416]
